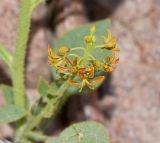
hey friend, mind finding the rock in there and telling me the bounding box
[130,10,160,67]
[0,0,19,85]
[99,0,160,143]
[53,0,88,38]
[113,0,153,22]
[0,0,19,54]
[26,27,52,88]
[101,63,160,143]
[0,124,14,139]
[112,21,141,63]
[26,89,40,106]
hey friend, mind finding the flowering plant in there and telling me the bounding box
[0,0,119,143]
[48,26,119,92]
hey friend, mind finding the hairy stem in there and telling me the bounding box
[12,0,32,107]
[28,82,69,130]
[16,82,70,141]
[26,131,49,142]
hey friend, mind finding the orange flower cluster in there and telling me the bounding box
[48,26,120,92]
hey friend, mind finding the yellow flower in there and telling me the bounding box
[95,60,103,68]
[67,79,78,86]
[67,75,105,92]
[84,35,96,43]
[79,79,94,92]
[102,30,120,51]
[56,65,68,73]
[67,66,96,92]
[90,76,105,84]
[103,53,119,72]
[78,66,94,79]
[48,45,62,66]
[58,46,69,55]
[64,57,79,75]
[78,66,95,91]
[68,65,105,92]
[79,75,105,92]
[105,52,116,63]
[90,25,96,33]
[48,26,120,93]
[103,66,114,72]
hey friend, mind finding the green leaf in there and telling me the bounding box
[46,138,59,143]
[46,121,110,143]
[0,105,26,123]
[0,43,12,68]
[0,85,14,104]
[47,82,59,97]
[38,77,49,97]
[54,19,110,49]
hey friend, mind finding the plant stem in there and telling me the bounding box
[28,82,69,130]
[95,44,107,48]
[26,131,49,142]
[71,47,84,51]
[12,0,32,107]
[16,82,70,142]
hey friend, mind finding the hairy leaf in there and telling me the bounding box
[0,85,14,104]
[38,77,49,97]
[46,121,109,143]
[0,105,26,123]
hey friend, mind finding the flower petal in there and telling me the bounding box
[73,57,78,66]
[88,67,94,78]
[68,79,78,86]
[64,57,72,66]
[79,80,86,92]
[91,76,105,83]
